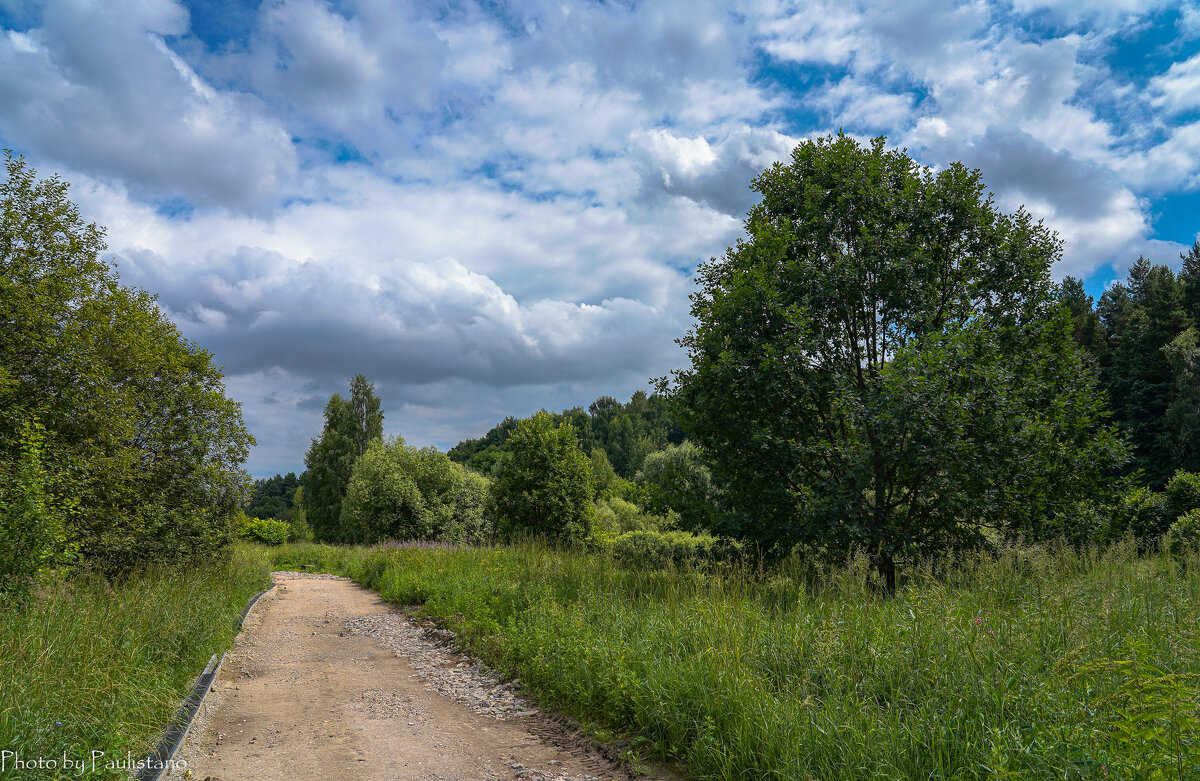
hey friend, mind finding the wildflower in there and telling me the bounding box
[974,617,982,624]
[987,629,995,637]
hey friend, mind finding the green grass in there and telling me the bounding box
[272,540,1200,781]
[0,543,273,780]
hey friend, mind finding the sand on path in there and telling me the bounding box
[171,572,641,781]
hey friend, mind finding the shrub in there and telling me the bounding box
[338,438,493,545]
[491,412,595,543]
[1104,487,1171,549]
[610,529,742,569]
[288,517,315,542]
[1167,509,1200,556]
[1165,471,1200,520]
[0,421,74,596]
[593,497,676,538]
[240,517,291,546]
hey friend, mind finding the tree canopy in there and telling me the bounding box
[490,412,595,543]
[0,153,254,579]
[449,390,683,479]
[666,134,1127,587]
[1060,247,1200,485]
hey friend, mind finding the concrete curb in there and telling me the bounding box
[133,583,275,781]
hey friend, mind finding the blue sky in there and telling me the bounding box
[1,0,1198,476]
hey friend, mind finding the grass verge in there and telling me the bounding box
[272,540,1200,781]
[0,543,273,780]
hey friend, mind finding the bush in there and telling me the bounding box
[610,529,742,569]
[1165,471,1200,520]
[338,438,493,545]
[1167,509,1200,556]
[1104,487,1171,549]
[288,517,315,542]
[491,412,595,543]
[592,497,677,539]
[0,421,74,596]
[240,517,291,546]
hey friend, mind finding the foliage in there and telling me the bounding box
[1162,328,1200,475]
[1167,509,1200,557]
[0,154,254,575]
[0,421,74,596]
[589,448,630,501]
[609,529,740,569]
[1065,248,1200,486]
[271,540,1200,781]
[1104,486,1172,549]
[633,441,719,533]
[450,391,684,479]
[592,496,677,538]
[302,374,383,540]
[244,472,302,520]
[0,545,271,780]
[490,412,595,543]
[1164,470,1200,521]
[666,134,1126,586]
[239,516,291,546]
[338,437,493,544]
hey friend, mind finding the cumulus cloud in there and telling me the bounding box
[0,0,296,211]
[5,0,1199,474]
[1150,53,1200,114]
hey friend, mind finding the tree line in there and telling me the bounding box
[1060,250,1200,486]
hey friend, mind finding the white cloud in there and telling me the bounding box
[6,0,1199,474]
[1150,53,1200,114]
[0,0,296,211]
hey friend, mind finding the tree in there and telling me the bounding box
[303,394,355,539]
[302,375,384,540]
[490,412,595,543]
[347,374,384,457]
[339,437,492,544]
[1099,261,1192,485]
[666,134,1127,588]
[1059,276,1107,356]
[1163,328,1200,473]
[0,153,255,574]
[634,441,718,533]
[244,472,302,520]
[1180,242,1200,325]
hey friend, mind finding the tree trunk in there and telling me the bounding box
[875,552,896,595]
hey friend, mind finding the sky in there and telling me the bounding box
[2,0,1199,477]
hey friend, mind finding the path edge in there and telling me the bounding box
[133,582,275,781]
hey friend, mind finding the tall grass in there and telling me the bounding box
[0,544,272,780]
[273,540,1200,780]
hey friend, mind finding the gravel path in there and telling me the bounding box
[168,572,654,781]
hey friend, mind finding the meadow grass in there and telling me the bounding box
[273,540,1200,781]
[0,543,273,780]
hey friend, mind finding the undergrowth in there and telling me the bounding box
[272,540,1200,781]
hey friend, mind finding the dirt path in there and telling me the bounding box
[170,572,651,781]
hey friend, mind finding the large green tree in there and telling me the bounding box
[302,374,383,539]
[667,134,1126,588]
[0,154,254,576]
[338,437,492,545]
[490,412,595,543]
